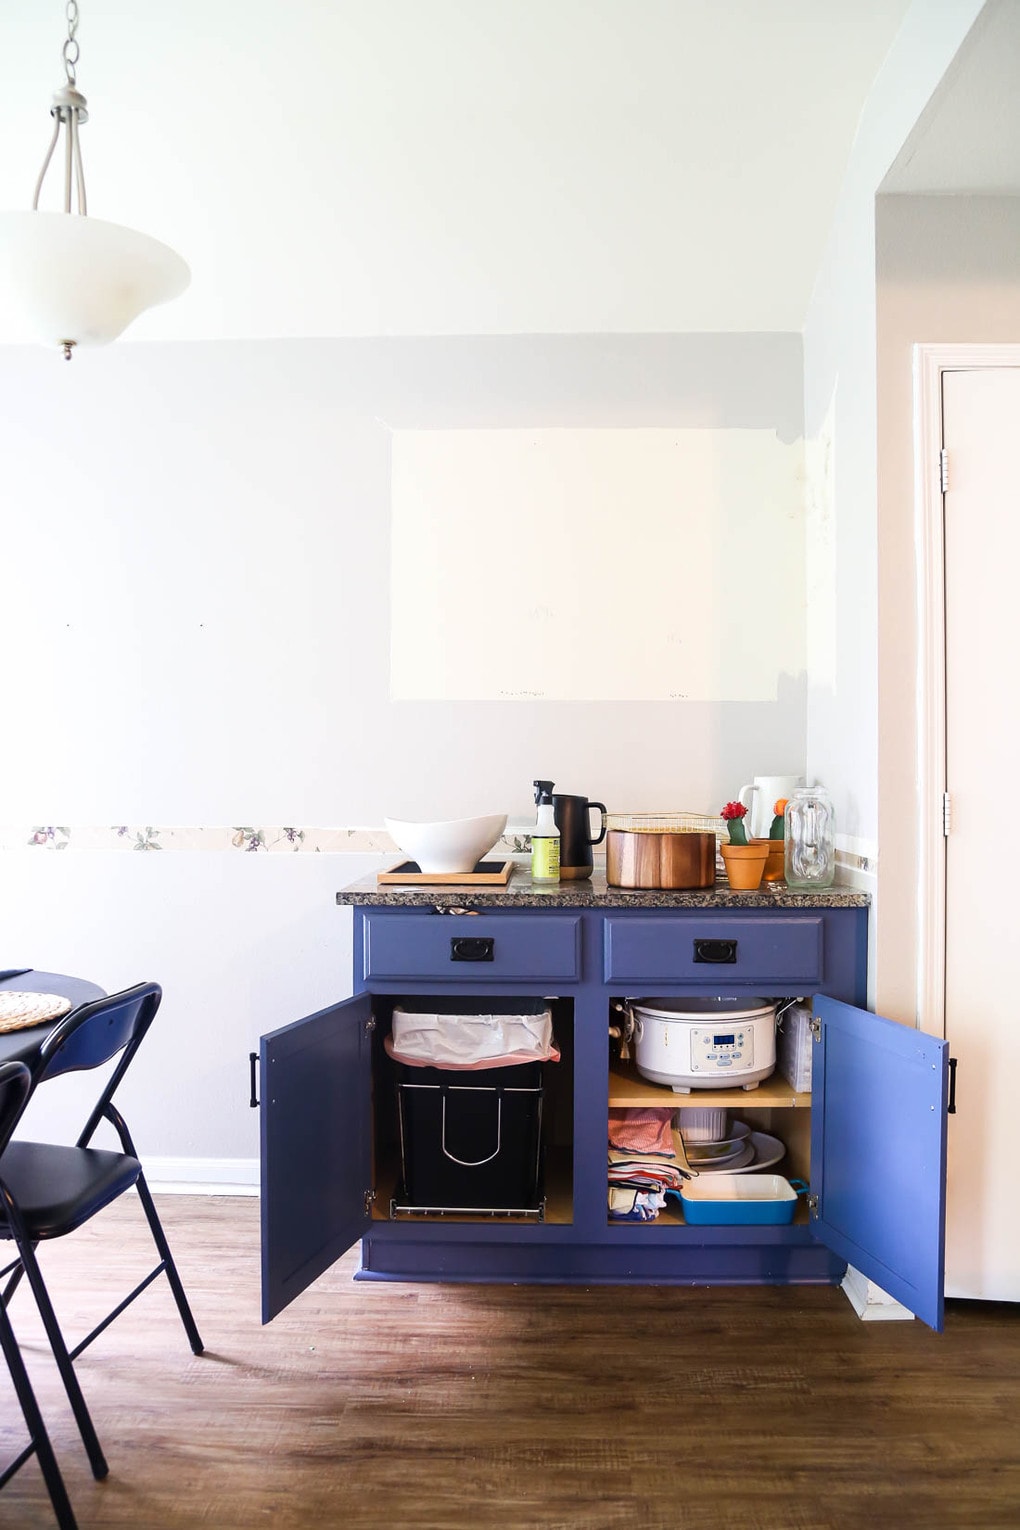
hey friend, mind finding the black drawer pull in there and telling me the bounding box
[693,938,737,964]
[450,936,495,962]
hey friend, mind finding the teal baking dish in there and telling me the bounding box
[679,1174,807,1225]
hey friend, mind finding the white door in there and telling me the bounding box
[942,366,1020,1301]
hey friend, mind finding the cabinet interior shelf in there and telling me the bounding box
[620,1198,813,1230]
[372,1147,574,1226]
[608,1060,811,1111]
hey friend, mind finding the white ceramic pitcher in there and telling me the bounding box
[737,775,803,840]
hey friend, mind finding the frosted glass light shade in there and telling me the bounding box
[0,209,189,349]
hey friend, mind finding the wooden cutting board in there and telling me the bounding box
[376,859,515,886]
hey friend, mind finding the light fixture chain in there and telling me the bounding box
[63,1,81,86]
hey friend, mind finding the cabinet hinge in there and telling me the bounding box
[939,447,949,493]
[943,792,952,837]
[364,1188,376,1214]
[807,1193,819,1217]
[366,1015,376,1034]
[808,1015,821,1042]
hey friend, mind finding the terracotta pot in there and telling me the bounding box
[720,841,768,891]
[752,838,786,883]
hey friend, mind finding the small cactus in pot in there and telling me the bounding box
[762,798,788,881]
[719,801,767,889]
[721,800,749,845]
[769,798,789,840]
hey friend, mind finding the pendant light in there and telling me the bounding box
[0,2,189,359]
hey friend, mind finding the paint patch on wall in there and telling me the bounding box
[804,388,838,692]
[390,427,803,701]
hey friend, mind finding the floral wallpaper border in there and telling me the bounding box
[0,825,875,874]
[0,826,535,855]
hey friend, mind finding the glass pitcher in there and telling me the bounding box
[784,786,836,889]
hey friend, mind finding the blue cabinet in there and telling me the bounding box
[259,896,948,1330]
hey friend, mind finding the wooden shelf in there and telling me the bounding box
[608,1059,811,1111]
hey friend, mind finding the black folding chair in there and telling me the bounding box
[0,982,204,1481]
[0,1061,77,1529]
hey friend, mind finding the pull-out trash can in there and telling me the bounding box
[386,999,558,1217]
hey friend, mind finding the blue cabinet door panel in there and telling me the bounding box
[362,912,582,982]
[812,997,948,1331]
[604,915,824,987]
[260,995,372,1322]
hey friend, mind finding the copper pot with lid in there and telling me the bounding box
[604,813,722,890]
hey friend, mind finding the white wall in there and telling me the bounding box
[875,194,1020,1019]
[1,0,992,1175]
[0,331,807,1175]
[801,0,984,924]
[1,335,806,828]
[0,847,376,1182]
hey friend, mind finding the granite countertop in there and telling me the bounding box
[336,860,869,910]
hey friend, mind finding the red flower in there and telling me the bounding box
[721,801,747,821]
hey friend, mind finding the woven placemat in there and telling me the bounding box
[0,991,72,1034]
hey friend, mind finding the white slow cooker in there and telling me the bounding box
[624,996,777,1092]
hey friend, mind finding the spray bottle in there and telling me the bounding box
[531,779,561,883]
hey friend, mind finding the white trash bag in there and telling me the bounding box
[386,1005,559,1070]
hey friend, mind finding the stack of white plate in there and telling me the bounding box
[680,1119,785,1175]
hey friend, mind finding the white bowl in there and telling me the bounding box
[384,814,508,875]
[676,1107,728,1144]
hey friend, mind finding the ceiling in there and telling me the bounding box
[0,1,925,343]
[883,0,1020,194]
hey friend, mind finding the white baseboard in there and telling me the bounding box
[841,1263,914,1321]
[143,1156,259,1196]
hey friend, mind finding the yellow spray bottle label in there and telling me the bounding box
[531,834,561,882]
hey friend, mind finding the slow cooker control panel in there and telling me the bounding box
[689,1026,753,1074]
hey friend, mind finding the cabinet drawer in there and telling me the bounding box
[603,914,824,987]
[362,912,582,983]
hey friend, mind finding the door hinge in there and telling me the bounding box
[808,1015,821,1042]
[943,791,952,836]
[364,1188,376,1214]
[807,1193,819,1217]
[366,1015,376,1034]
[939,447,949,493]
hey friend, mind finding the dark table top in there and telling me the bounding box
[0,969,106,1066]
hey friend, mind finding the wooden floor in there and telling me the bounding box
[1,1197,1018,1530]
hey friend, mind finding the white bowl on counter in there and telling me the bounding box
[384,814,508,874]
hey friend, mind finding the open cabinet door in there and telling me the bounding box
[259,995,373,1322]
[811,996,949,1331]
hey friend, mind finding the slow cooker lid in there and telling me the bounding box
[630,996,773,1020]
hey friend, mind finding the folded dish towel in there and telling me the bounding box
[608,1106,675,1157]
